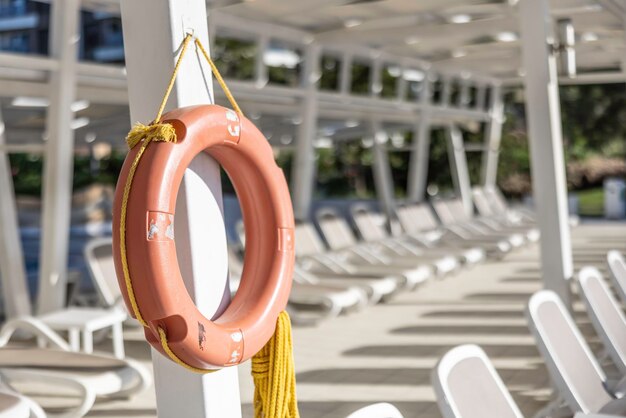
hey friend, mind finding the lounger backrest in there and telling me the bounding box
[433,344,523,418]
[607,250,626,306]
[345,402,403,418]
[294,223,328,257]
[350,205,388,242]
[484,186,508,213]
[472,187,495,217]
[526,290,611,413]
[432,200,456,225]
[84,237,122,307]
[316,209,359,250]
[446,199,471,222]
[396,205,417,233]
[578,266,626,374]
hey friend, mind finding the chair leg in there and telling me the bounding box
[111,323,125,359]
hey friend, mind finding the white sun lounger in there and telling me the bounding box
[295,222,430,290]
[397,203,511,258]
[526,290,626,417]
[0,380,45,418]
[433,343,618,418]
[577,266,626,375]
[228,245,368,324]
[471,187,540,242]
[0,317,150,418]
[434,198,527,248]
[345,402,404,418]
[433,344,524,418]
[315,207,453,277]
[607,250,626,307]
[350,204,485,267]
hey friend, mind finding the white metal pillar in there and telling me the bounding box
[255,35,269,88]
[339,53,352,95]
[370,120,396,221]
[520,0,573,305]
[407,73,432,201]
[0,108,31,318]
[37,0,80,314]
[446,125,473,217]
[121,1,241,416]
[291,42,321,221]
[481,85,504,186]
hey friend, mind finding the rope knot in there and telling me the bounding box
[126,122,177,149]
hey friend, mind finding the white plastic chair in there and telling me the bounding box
[432,344,523,418]
[526,290,626,417]
[0,317,151,418]
[577,266,626,374]
[345,402,404,418]
[607,250,626,306]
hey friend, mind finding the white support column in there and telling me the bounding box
[441,77,452,107]
[475,85,487,111]
[339,53,352,95]
[0,108,31,318]
[37,0,80,314]
[370,120,396,221]
[407,73,432,202]
[291,42,321,221]
[121,1,241,417]
[396,65,408,102]
[458,80,470,108]
[446,125,473,217]
[255,34,269,89]
[481,85,504,186]
[520,0,573,305]
[370,57,382,97]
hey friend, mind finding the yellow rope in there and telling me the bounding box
[118,33,300,417]
[252,311,299,418]
[194,38,243,115]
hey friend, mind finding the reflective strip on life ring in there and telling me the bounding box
[112,105,295,370]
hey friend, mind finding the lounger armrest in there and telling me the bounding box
[604,376,626,398]
[599,396,626,415]
[0,316,71,350]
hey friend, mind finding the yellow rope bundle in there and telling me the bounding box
[118,33,299,417]
[252,311,300,418]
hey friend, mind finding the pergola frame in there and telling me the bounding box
[0,0,602,318]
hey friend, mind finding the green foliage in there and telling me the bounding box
[577,187,604,217]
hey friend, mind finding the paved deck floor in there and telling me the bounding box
[14,222,626,417]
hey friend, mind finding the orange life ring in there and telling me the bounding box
[112,104,295,370]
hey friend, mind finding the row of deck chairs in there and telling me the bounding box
[431,251,626,418]
[229,185,539,326]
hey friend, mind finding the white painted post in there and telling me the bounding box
[407,73,432,201]
[441,77,452,107]
[339,53,352,95]
[370,57,382,97]
[291,42,321,221]
[397,65,408,102]
[120,1,241,416]
[520,0,573,305]
[0,108,32,318]
[370,120,396,221]
[446,125,473,217]
[37,0,80,314]
[458,80,470,108]
[255,35,269,89]
[475,85,487,111]
[481,85,504,186]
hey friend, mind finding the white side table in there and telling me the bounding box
[37,307,128,359]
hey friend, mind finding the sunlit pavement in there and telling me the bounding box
[16,222,624,418]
